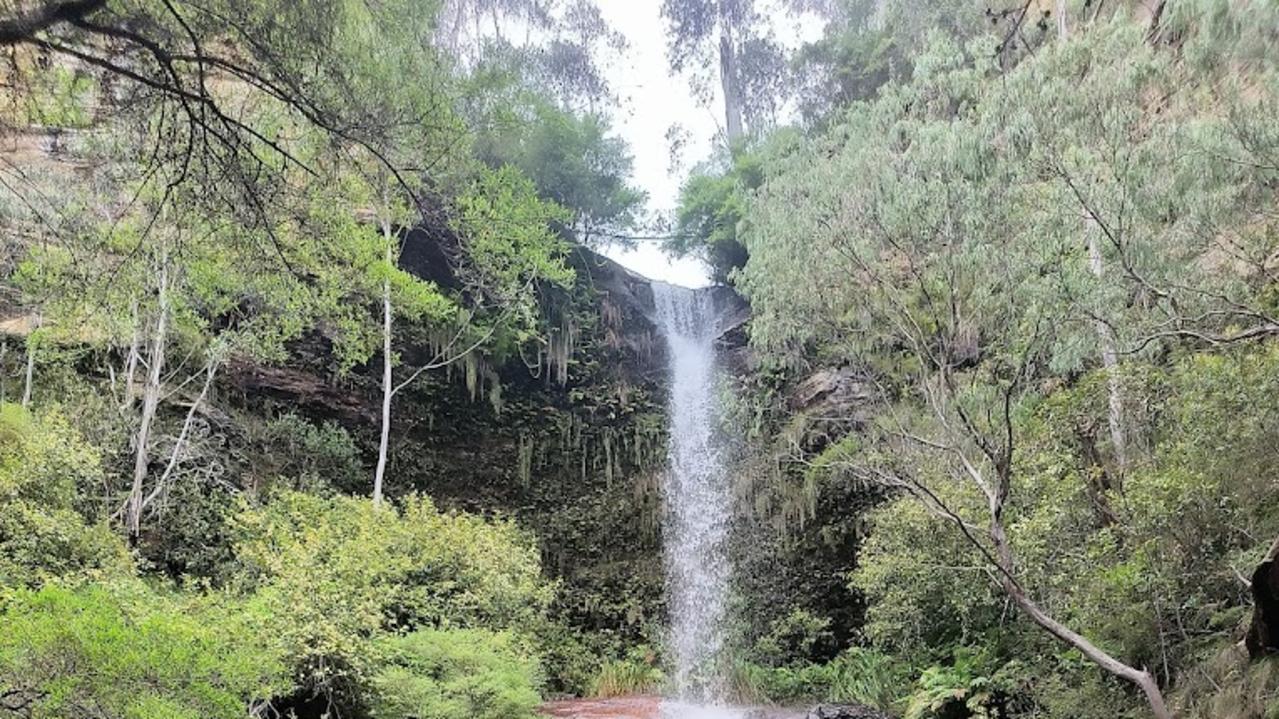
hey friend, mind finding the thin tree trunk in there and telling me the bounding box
[20,313,38,408]
[1055,0,1069,39]
[1088,231,1129,474]
[121,301,141,410]
[372,220,394,508]
[718,25,744,143]
[987,505,1171,718]
[143,358,218,513]
[127,256,169,541]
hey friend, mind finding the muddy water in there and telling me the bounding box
[541,697,804,719]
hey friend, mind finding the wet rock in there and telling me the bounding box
[804,704,892,719]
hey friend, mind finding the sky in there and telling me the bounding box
[592,1,822,289]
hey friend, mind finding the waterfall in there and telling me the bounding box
[652,282,735,710]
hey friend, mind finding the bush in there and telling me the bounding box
[590,646,663,698]
[0,404,131,588]
[533,621,606,697]
[229,490,551,707]
[749,608,834,669]
[727,648,905,710]
[370,628,542,719]
[253,412,364,493]
[0,583,286,719]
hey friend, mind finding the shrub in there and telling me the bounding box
[229,490,551,707]
[590,647,663,697]
[749,608,834,669]
[0,583,287,719]
[726,648,906,710]
[370,628,542,719]
[534,621,605,697]
[0,404,131,588]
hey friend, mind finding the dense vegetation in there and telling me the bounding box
[0,0,665,716]
[4,0,1279,718]
[674,1,1279,717]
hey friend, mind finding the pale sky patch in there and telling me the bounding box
[594,1,822,288]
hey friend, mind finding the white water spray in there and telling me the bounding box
[652,282,735,710]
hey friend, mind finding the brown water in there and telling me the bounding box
[542,696,661,719]
[541,697,804,719]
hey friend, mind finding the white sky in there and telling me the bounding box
[593,1,821,289]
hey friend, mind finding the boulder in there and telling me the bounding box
[805,704,892,719]
[1247,537,1279,658]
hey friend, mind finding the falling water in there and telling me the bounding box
[652,282,735,712]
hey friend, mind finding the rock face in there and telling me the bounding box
[805,704,893,719]
[790,366,875,420]
[217,238,674,682]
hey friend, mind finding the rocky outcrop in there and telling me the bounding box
[789,366,875,420]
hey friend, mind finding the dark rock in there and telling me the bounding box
[1247,545,1279,658]
[226,356,375,422]
[805,704,893,719]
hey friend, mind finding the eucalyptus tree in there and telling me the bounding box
[737,26,1189,717]
[11,170,337,540]
[661,0,794,143]
[437,0,626,113]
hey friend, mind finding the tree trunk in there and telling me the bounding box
[718,26,744,143]
[144,359,218,512]
[20,317,36,408]
[1088,230,1128,474]
[988,508,1171,718]
[1055,0,1069,39]
[121,301,141,411]
[127,257,168,542]
[372,220,394,508]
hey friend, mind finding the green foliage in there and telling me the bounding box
[901,648,1009,719]
[668,132,800,283]
[749,608,834,669]
[370,628,542,719]
[793,8,906,124]
[255,413,365,492]
[5,64,96,128]
[474,99,645,243]
[728,648,906,710]
[0,583,287,719]
[589,646,663,698]
[733,2,1279,715]
[229,490,551,703]
[0,405,131,588]
[849,347,1279,717]
[457,166,576,298]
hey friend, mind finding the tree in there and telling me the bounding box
[437,0,627,113]
[471,98,645,247]
[736,26,1199,717]
[0,0,480,274]
[661,0,791,143]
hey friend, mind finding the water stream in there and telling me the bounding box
[652,283,736,716]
